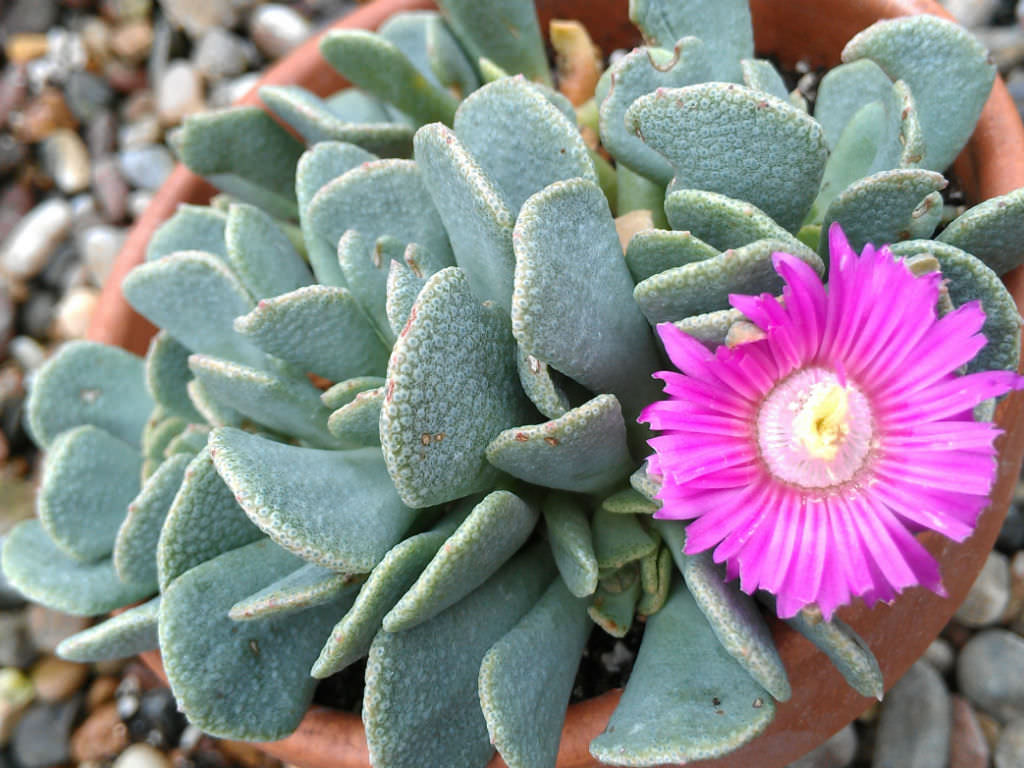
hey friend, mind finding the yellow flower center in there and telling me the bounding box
[792,384,849,461]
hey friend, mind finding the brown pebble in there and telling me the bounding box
[31,654,90,702]
[0,66,30,127]
[27,605,91,651]
[977,710,1003,753]
[103,59,148,93]
[70,702,129,762]
[110,21,154,63]
[951,696,990,768]
[12,88,78,142]
[217,739,282,768]
[85,675,119,712]
[4,34,49,64]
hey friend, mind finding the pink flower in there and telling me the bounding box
[639,223,1024,620]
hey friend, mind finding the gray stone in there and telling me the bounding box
[0,611,35,668]
[118,144,174,190]
[955,551,1011,628]
[995,718,1024,768]
[924,637,955,675]
[92,157,129,223]
[38,239,81,293]
[86,110,119,157]
[7,336,46,372]
[2,0,59,36]
[156,60,204,125]
[64,71,114,123]
[951,696,990,768]
[156,0,238,39]
[194,28,257,80]
[0,198,73,280]
[0,283,11,357]
[873,660,951,768]
[0,668,35,747]
[0,135,25,177]
[208,71,260,108]
[937,0,1000,27]
[998,504,1024,553]
[26,605,90,653]
[958,630,1024,722]
[128,190,153,219]
[787,724,857,768]
[249,4,312,60]
[19,291,57,339]
[11,696,82,768]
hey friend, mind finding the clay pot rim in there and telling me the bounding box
[93,1,1024,767]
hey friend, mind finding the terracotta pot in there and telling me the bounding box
[92,1,1024,767]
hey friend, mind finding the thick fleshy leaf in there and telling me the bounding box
[157,447,263,590]
[656,520,790,702]
[340,233,422,344]
[312,512,464,678]
[327,386,383,446]
[513,179,661,427]
[378,11,478,96]
[674,307,745,350]
[664,189,814,256]
[26,341,152,450]
[123,251,263,368]
[145,332,202,423]
[235,285,389,383]
[820,169,946,256]
[115,453,190,590]
[381,267,529,508]
[843,15,995,172]
[592,508,657,571]
[142,411,184,464]
[383,491,539,632]
[598,40,710,185]
[625,228,719,284]
[177,107,303,219]
[225,203,312,300]
[320,30,459,126]
[486,394,633,493]
[890,240,1020,373]
[164,424,209,457]
[635,238,823,324]
[785,607,883,699]
[363,542,555,768]
[386,260,425,337]
[630,461,663,502]
[626,84,828,231]
[602,487,659,516]
[260,86,414,155]
[296,141,379,287]
[637,547,673,617]
[413,122,516,309]
[937,188,1024,275]
[57,596,159,662]
[588,565,641,637]
[145,205,228,262]
[543,493,598,599]
[815,60,899,151]
[160,539,339,740]
[741,59,789,101]
[480,578,591,768]
[2,520,152,616]
[189,355,340,448]
[516,346,569,420]
[37,425,140,562]
[210,429,417,573]
[186,378,243,429]
[308,160,453,292]
[321,376,386,411]
[628,0,751,81]
[453,77,596,213]
[229,563,360,621]
[591,579,775,764]
[433,0,550,84]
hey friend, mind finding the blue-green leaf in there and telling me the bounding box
[229,563,360,621]
[937,188,1024,275]
[327,386,383,446]
[145,205,228,263]
[543,492,598,599]
[145,331,202,423]
[625,228,719,284]
[57,596,159,662]
[225,203,312,300]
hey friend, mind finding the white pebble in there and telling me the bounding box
[0,198,73,280]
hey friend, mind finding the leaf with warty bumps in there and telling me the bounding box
[145,205,228,263]
[741,59,789,101]
[225,203,312,301]
[937,188,1024,275]
[516,346,569,420]
[378,11,478,96]
[784,606,883,700]
[327,387,384,446]
[321,376,386,411]
[57,596,159,662]
[146,331,202,423]
[625,228,719,284]
[542,493,598,599]
[229,563,361,621]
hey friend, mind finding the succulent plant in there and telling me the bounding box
[5,0,1024,766]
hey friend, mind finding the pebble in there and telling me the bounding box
[924,636,955,674]
[70,702,129,762]
[80,225,126,286]
[111,20,156,64]
[4,35,50,65]
[126,688,187,747]
[0,198,72,280]
[30,655,89,703]
[7,336,47,372]
[18,291,58,340]
[119,115,163,149]
[0,284,12,355]
[85,675,120,712]
[998,504,1024,553]
[872,660,951,768]
[954,551,1011,627]
[11,88,78,143]
[157,0,239,39]
[93,156,130,222]
[102,0,154,22]
[2,0,60,36]
[52,286,99,339]
[194,28,257,81]
[118,144,174,190]
[978,709,1004,752]
[156,60,205,125]
[113,743,173,768]
[995,718,1024,768]
[65,70,115,122]
[208,71,260,108]
[787,724,857,768]
[0,67,29,127]
[128,189,153,218]
[951,696,990,768]
[25,605,90,653]
[249,4,312,60]
[0,184,35,245]
[0,667,35,746]
[40,129,92,194]
[958,629,1024,722]
[87,110,120,156]
[0,134,26,177]
[11,695,82,768]
[80,17,113,66]
[103,58,148,93]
